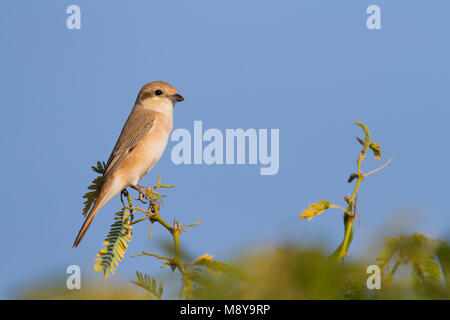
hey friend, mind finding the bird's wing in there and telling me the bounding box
[102,106,156,183]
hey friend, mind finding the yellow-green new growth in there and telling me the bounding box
[94,192,134,278]
[131,271,164,299]
[299,121,393,262]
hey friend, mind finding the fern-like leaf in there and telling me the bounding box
[299,200,335,221]
[94,205,133,278]
[131,271,163,299]
[82,161,106,217]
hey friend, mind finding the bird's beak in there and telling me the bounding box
[169,93,184,103]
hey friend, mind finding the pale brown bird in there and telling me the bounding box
[73,81,184,247]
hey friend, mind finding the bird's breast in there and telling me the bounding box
[117,114,173,186]
[139,116,173,174]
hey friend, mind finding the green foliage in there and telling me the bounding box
[190,247,367,299]
[129,229,226,299]
[299,200,338,221]
[81,161,106,217]
[376,232,450,297]
[356,137,382,161]
[29,235,450,299]
[369,142,382,161]
[192,253,230,275]
[94,192,133,278]
[300,122,392,262]
[173,253,232,300]
[188,235,450,300]
[435,241,450,285]
[131,271,163,299]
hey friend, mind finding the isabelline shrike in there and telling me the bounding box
[73,81,184,247]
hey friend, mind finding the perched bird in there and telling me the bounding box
[73,81,184,247]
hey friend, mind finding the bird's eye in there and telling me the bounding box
[155,89,163,96]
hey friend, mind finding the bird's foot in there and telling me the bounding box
[135,185,160,209]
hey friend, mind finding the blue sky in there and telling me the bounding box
[1,0,449,298]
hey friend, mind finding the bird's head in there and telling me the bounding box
[137,81,184,107]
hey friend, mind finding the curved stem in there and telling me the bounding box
[332,122,370,262]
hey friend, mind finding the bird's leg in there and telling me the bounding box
[131,185,160,209]
[131,185,149,203]
[136,186,147,203]
[121,189,135,222]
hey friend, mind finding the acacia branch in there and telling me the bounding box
[331,122,391,262]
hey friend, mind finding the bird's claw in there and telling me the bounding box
[135,185,160,209]
[137,192,147,204]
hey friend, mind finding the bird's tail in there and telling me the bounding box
[73,181,115,247]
